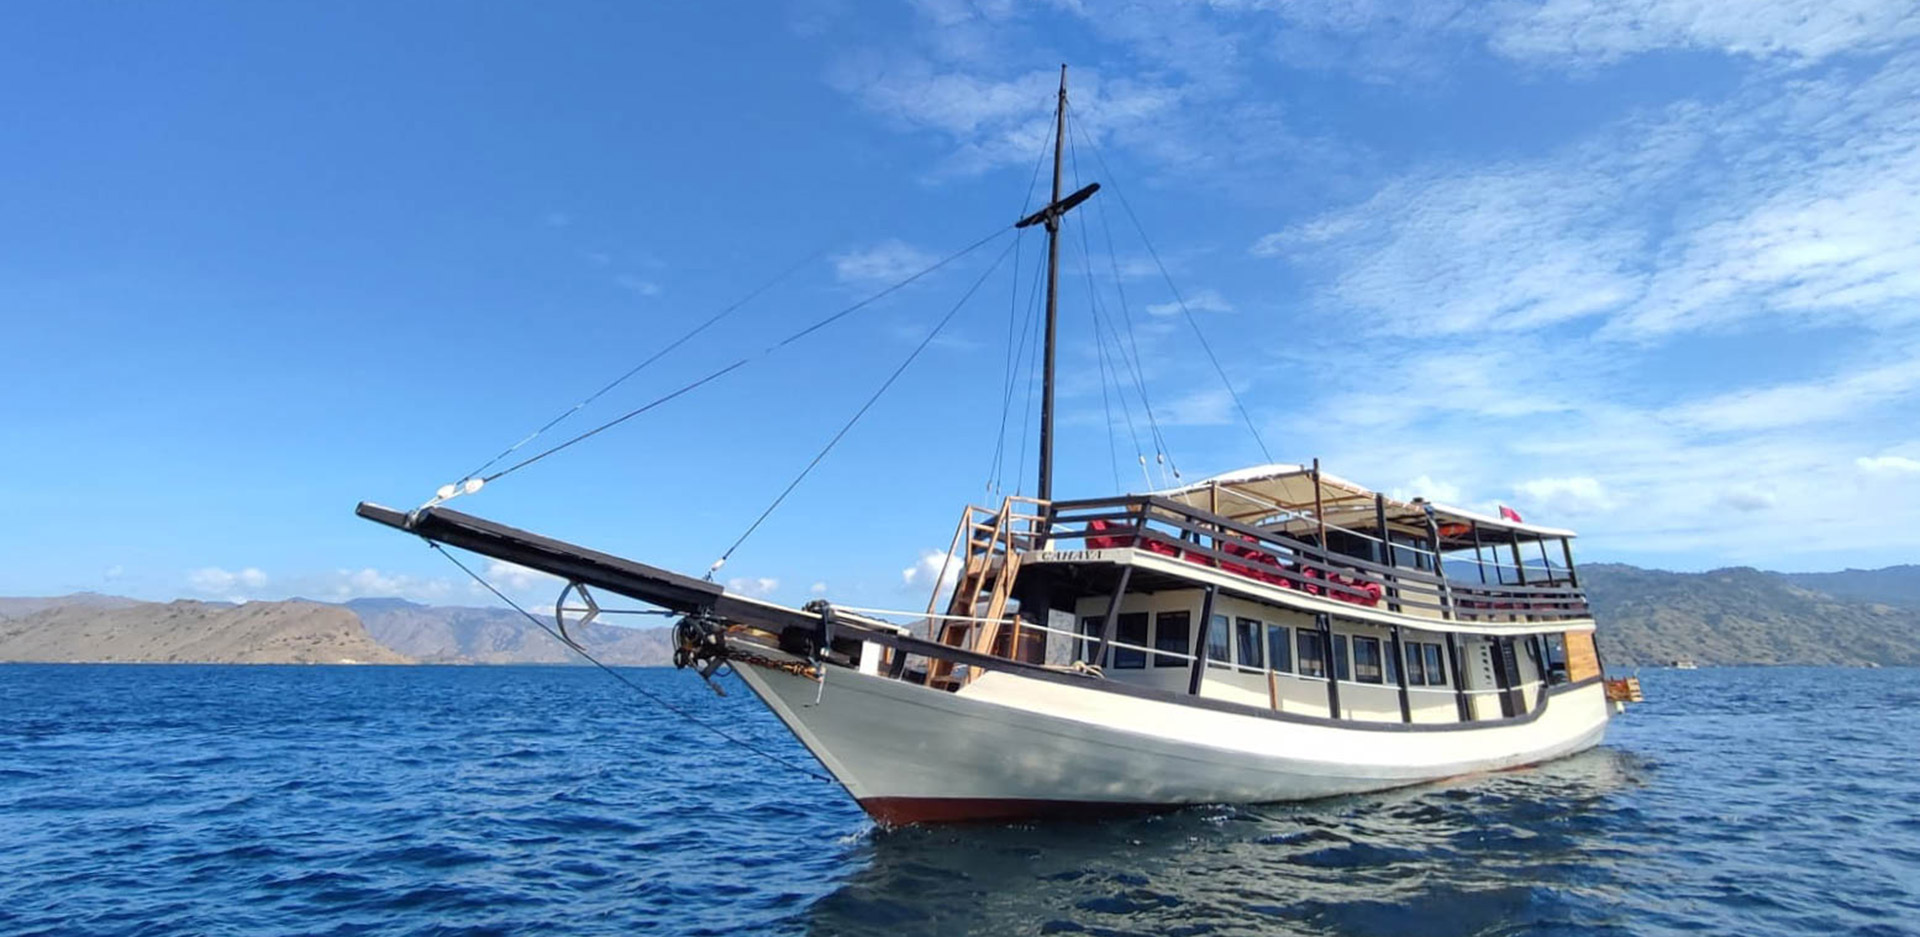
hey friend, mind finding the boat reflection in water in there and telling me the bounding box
[806,747,1649,936]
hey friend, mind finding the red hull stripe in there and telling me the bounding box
[858,797,1170,826]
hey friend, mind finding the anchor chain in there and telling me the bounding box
[671,613,821,696]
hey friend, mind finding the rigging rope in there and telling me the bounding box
[1065,119,1179,484]
[984,106,1062,499]
[453,248,825,486]
[986,241,1048,498]
[1070,218,1134,491]
[1068,105,1273,463]
[427,540,832,783]
[710,237,1020,575]
[1013,277,1044,497]
[1091,291,1152,491]
[469,225,1013,490]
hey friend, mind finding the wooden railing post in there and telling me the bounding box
[1318,612,1341,720]
[1089,565,1132,669]
[1187,584,1217,695]
[1389,624,1412,723]
[1375,493,1400,613]
[1445,633,1471,722]
[1423,503,1455,621]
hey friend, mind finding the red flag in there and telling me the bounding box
[1498,504,1524,523]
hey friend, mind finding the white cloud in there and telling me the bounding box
[901,549,962,593]
[484,561,563,594]
[1252,157,1653,335]
[832,240,938,285]
[1489,0,1920,67]
[727,577,780,597]
[102,565,124,581]
[329,568,457,603]
[1857,455,1920,476]
[1261,56,1920,347]
[188,566,268,599]
[1670,354,1920,433]
[1145,288,1232,316]
[1512,476,1613,514]
[614,274,661,297]
[1154,388,1236,426]
[809,581,829,595]
[1716,486,1777,512]
[1394,475,1463,505]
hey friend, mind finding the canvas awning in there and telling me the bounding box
[1149,463,1576,547]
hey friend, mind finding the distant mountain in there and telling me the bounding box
[1580,564,1920,667]
[345,598,672,666]
[0,599,410,664]
[0,592,143,619]
[5,561,1917,668]
[1779,565,1920,608]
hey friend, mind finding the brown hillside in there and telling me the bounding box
[0,599,412,664]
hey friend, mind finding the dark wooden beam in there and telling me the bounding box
[357,502,722,613]
[1318,612,1341,720]
[1188,584,1217,695]
[1088,564,1133,669]
[1375,493,1400,613]
[1389,624,1412,723]
[1445,633,1471,722]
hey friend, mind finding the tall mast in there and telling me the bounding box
[1037,64,1067,503]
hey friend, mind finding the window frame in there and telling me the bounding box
[1234,617,1265,673]
[1112,612,1149,670]
[1296,629,1327,678]
[1352,635,1384,685]
[1422,642,1448,686]
[1266,623,1292,674]
[1205,613,1231,669]
[1153,610,1191,669]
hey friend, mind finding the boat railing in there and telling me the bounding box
[1045,495,1590,624]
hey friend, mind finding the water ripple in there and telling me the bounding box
[3,664,1918,936]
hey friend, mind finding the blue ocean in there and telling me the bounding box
[3,664,1916,936]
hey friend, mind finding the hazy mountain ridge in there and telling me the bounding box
[1581,564,1920,667]
[1779,565,1920,608]
[3,561,1916,667]
[0,598,410,664]
[346,598,671,665]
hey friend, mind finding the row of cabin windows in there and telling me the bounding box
[1078,611,1449,687]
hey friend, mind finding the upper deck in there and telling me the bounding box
[1024,463,1590,634]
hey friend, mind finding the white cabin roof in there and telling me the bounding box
[1149,463,1577,543]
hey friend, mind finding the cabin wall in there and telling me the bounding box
[1071,586,1475,724]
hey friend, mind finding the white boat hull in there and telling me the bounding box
[734,661,1609,825]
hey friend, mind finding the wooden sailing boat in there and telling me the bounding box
[358,67,1632,825]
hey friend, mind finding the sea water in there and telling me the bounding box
[2,664,1916,936]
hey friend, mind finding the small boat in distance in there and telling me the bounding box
[357,67,1633,825]
[1672,660,1699,670]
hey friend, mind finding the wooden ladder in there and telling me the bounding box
[927,496,1049,689]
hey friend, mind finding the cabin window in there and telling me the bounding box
[1390,533,1432,572]
[1405,641,1427,685]
[1113,613,1149,669]
[1206,613,1231,668]
[1353,636,1384,684]
[1235,618,1265,671]
[1154,611,1190,668]
[1332,634,1351,681]
[1383,637,1398,685]
[1296,630,1326,678]
[1266,624,1292,673]
[1423,643,1448,686]
[1542,633,1569,684]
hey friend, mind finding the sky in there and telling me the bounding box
[4,0,1918,611]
